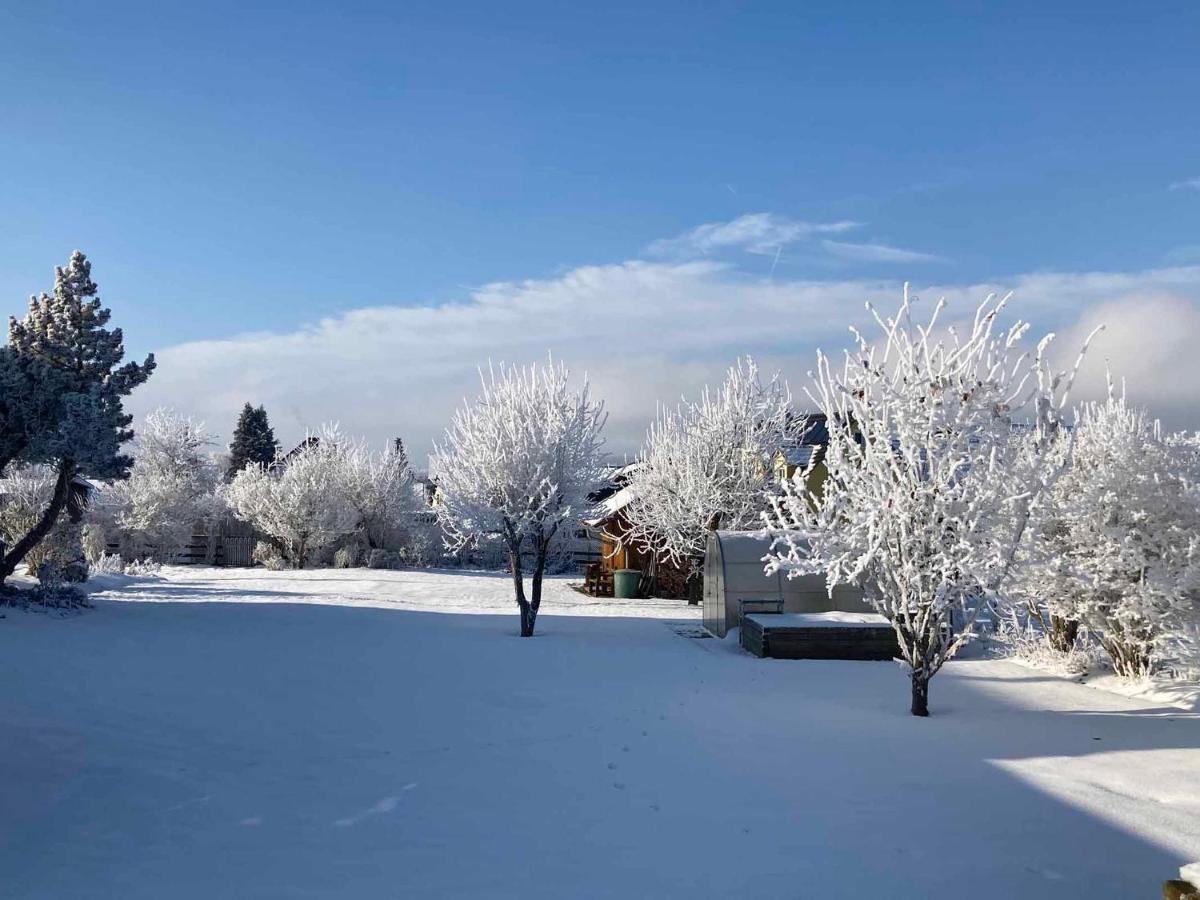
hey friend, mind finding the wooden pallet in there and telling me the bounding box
[740,614,900,660]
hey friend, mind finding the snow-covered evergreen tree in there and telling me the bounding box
[0,346,65,478]
[762,288,1096,715]
[0,251,155,584]
[1017,385,1200,678]
[622,358,792,572]
[226,403,278,480]
[431,360,605,636]
[108,408,221,562]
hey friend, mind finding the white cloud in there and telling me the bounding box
[1169,177,1200,191]
[646,213,860,257]
[128,240,1200,465]
[1054,293,1200,431]
[821,239,946,264]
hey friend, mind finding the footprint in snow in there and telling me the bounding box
[334,789,414,827]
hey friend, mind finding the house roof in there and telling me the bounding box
[583,482,638,528]
[777,445,818,468]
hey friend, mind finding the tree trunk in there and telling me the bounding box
[509,545,534,637]
[1048,614,1080,653]
[527,536,551,638]
[0,458,73,584]
[910,669,930,717]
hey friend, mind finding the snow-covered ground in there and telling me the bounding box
[1,567,1197,899]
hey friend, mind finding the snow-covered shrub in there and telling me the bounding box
[398,516,443,567]
[108,408,221,563]
[81,522,110,564]
[1017,387,1200,679]
[763,288,1096,716]
[623,358,791,570]
[227,427,358,568]
[341,438,415,552]
[122,558,162,577]
[227,425,414,568]
[333,545,360,569]
[366,548,400,569]
[88,552,125,576]
[252,540,287,571]
[992,610,1104,677]
[432,360,605,636]
[0,464,87,580]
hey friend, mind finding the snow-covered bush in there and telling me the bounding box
[0,464,87,581]
[340,437,415,552]
[1016,387,1200,678]
[252,540,287,571]
[333,545,360,569]
[227,429,358,568]
[88,552,125,576]
[81,522,109,564]
[122,558,162,577]
[108,409,221,562]
[227,425,419,569]
[992,610,1104,677]
[763,288,1096,715]
[623,358,792,571]
[432,360,605,636]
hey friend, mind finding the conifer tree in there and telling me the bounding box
[1,250,155,583]
[226,403,278,479]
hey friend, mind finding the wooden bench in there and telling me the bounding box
[583,564,614,597]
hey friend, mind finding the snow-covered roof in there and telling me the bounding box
[777,445,817,468]
[583,482,638,527]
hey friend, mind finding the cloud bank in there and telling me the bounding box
[127,216,1200,464]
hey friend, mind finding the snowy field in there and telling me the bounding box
[1,568,1198,899]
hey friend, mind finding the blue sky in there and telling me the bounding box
[2,2,1199,454]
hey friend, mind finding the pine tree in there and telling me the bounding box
[226,403,278,480]
[1,250,155,583]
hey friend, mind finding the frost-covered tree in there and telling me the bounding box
[1017,386,1200,678]
[108,409,221,562]
[432,361,605,636]
[763,288,1095,716]
[0,251,155,584]
[226,403,278,480]
[623,358,792,571]
[340,437,415,551]
[226,425,357,567]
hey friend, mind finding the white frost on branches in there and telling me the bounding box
[431,360,605,636]
[1017,386,1200,678]
[762,287,1096,715]
[623,358,792,568]
[108,408,221,562]
[226,425,358,568]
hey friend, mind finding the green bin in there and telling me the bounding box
[613,568,642,599]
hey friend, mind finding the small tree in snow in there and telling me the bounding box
[226,426,357,567]
[622,358,792,575]
[432,361,605,637]
[109,409,221,562]
[1017,386,1200,678]
[763,289,1095,716]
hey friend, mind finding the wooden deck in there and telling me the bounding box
[740,613,900,660]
